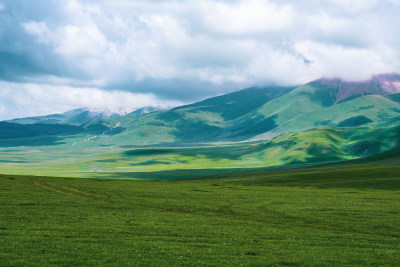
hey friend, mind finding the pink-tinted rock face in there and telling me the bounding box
[317,73,400,104]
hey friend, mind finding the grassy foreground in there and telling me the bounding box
[1,162,400,266]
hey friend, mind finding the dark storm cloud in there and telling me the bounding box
[0,0,90,82]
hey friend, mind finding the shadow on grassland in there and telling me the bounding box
[102,167,274,181]
[101,160,400,190]
[209,164,400,190]
[192,146,400,190]
[0,136,65,147]
[192,148,400,190]
[109,146,400,190]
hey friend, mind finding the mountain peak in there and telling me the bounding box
[80,107,137,119]
[373,73,400,94]
[315,73,400,104]
[6,106,161,125]
[127,106,161,117]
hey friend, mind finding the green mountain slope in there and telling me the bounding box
[88,86,297,146]
[95,83,400,146]
[252,93,400,140]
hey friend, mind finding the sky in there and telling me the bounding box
[0,0,400,120]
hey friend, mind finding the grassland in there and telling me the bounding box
[1,123,399,180]
[1,157,400,266]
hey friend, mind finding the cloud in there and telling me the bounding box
[294,40,391,80]
[195,0,294,35]
[9,0,400,85]
[0,81,182,120]
[0,0,400,119]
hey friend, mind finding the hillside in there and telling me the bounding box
[82,76,400,146]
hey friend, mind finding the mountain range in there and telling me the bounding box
[7,106,160,125]
[1,73,400,178]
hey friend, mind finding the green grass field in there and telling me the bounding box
[1,159,400,266]
[1,123,399,180]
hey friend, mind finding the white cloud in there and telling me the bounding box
[0,81,182,120]
[327,0,378,12]
[197,0,294,35]
[246,44,313,85]
[0,3,5,11]
[23,21,51,44]
[295,40,391,80]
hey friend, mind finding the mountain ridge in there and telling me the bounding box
[6,106,161,125]
[2,73,400,146]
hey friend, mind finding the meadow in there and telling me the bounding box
[1,158,400,266]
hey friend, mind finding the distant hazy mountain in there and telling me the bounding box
[7,106,160,125]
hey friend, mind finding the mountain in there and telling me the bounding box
[95,75,400,146]
[317,73,400,104]
[102,85,298,145]
[3,75,400,146]
[7,106,158,125]
[1,73,400,178]
[127,106,162,117]
[0,121,82,140]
